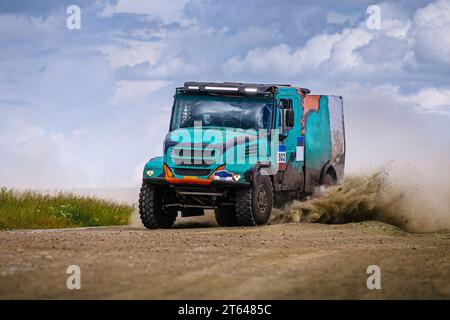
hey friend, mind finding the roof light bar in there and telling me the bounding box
[204,86,238,92]
[244,87,258,93]
[182,82,305,96]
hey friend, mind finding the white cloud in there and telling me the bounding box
[326,11,354,25]
[224,33,342,76]
[361,84,450,114]
[110,80,171,107]
[382,18,412,39]
[224,13,417,77]
[223,1,450,79]
[147,56,200,78]
[0,14,58,39]
[327,27,372,71]
[101,40,166,69]
[411,0,450,65]
[102,0,190,24]
[400,88,450,114]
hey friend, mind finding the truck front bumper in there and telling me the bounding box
[142,177,251,188]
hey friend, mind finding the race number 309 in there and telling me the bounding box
[222,304,271,315]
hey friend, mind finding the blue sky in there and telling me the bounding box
[1,0,449,188]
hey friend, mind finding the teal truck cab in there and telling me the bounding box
[139,82,345,228]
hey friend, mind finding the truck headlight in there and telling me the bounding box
[232,173,241,182]
[146,169,154,177]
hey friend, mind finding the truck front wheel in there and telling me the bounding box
[235,175,273,226]
[214,207,237,227]
[139,183,176,229]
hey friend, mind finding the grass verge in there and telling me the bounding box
[0,187,133,229]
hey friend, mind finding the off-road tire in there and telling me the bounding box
[235,175,273,226]
[320,172,336,187]
[139,183,176,229]
[214,207,237,227]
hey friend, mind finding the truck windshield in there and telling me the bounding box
[170,95,273,131]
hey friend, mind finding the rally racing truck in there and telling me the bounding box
[139,82,345,228]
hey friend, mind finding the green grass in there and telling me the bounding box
[0,187,134,230]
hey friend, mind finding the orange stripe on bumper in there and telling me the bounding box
[165,177,212,185]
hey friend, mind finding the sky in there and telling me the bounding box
[0,0,449,189]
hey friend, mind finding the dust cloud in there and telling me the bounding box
[128,165,450,233]
[270,165,450,233]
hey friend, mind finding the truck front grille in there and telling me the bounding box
[170,145,220,167]
[173,168,212,177]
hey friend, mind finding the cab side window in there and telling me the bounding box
[280,99,292,110]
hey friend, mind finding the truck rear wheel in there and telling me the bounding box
[139,183,176,229]
[214,207,237,227]
[321,172,336,186]
[235,175,273,226]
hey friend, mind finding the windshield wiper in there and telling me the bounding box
[225,114,250,130]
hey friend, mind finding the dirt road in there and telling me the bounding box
[1,216,449,299]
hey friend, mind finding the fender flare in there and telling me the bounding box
[244,163,272,189]
[320,161,337,184]
[143,156,164,179]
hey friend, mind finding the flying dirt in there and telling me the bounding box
[270,166,450,233]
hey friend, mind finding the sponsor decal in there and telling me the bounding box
[277,145,286,164]
[213,170,233,181]
[296,136,304,162]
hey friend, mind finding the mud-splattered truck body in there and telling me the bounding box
[139,82,345,228]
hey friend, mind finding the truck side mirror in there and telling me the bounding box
[285,109,294,128]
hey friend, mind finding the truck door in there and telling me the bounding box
[275,94,304,191]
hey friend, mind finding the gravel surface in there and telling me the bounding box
[1,219,449,299]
